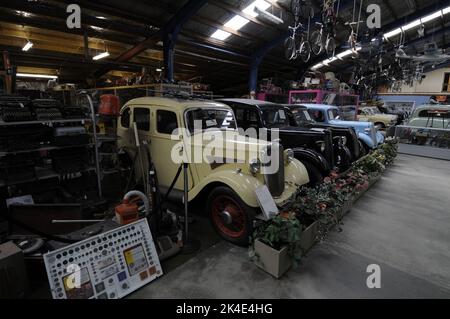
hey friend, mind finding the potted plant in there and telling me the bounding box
[250,212,302,278]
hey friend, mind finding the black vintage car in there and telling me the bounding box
[286,104,361,161]
[218,99,355,186]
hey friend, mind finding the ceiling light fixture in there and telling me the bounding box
[402,19,422,31]
[421,10,443,23]
[93,51,110,60]
[384,28,402,39]
[17,73,58,79]
[242,0,272,18]
[224,15,250,30]
[311,63,324,70]
[311,5,448,70]
[254,7,284,24]
[211,29,232,41]
[22,40,33,51]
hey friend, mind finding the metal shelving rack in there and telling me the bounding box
[0,92,103,197]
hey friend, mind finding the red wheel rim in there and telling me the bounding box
[211,195,246,238]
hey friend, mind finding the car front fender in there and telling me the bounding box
[293,148,330,174]
[358,133,376,149]
[376,131,385,145]
[189,159,308,208]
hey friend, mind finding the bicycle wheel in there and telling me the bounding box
[310,30,323,55]
[284,37,296,60]
[299,41,311,63]
[325,36,336,58]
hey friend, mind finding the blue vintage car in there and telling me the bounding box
[302,104,385,153]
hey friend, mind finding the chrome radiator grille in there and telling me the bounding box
[263,144,285,198]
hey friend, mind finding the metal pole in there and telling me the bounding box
[183,162,189,242]
[85,93,103,198]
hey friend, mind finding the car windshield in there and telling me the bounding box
[262,108,291,128]
[328,109,341,120]
[291,107,315,126]
[366,107,381,115]
[185,108,237,134]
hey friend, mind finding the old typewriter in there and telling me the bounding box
[0,95,34,122]
[32,99,63,121]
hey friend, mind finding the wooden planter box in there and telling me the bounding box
[300,221,319,254]
[254,239,292,278]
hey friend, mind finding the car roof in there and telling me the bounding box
[123,97,230,111]
[300,103,338,111]
[414,104,450,112]
[284,104,306,109]
[218,98,276,106]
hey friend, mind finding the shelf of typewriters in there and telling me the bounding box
[0,94,117,214]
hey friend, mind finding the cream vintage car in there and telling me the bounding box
[117,97,309,245]
[357,107,398,129]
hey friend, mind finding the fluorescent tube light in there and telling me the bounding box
[337,50,353,58]
[211,29,231,41]
[421,10,442,23]
[156,68,163,72]
[17,73,58,79]
[402,19,421,31]
[443,7,450,14]
[93,51,110,60]
[254,7,284,24]
[311,63,324,70]
[22,41,33,51]
[243,0,271,18]
[224,15,250,30]
[384,28,402,39]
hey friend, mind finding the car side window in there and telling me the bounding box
[157,110,178,135]
[121,107,131,128]
[234,108,246,128]
[134,107,150,131]
[310,110,325,122]
[247,109,260,129]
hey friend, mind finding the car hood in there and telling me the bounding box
[329,120,373,129]
[187,130,271,161]
[276,126,326,136]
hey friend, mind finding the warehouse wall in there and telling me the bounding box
[395,67,450,94]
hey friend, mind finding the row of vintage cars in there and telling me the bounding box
[116,96,399,245]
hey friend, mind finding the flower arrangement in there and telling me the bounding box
[249,138,400,274]
[250,212,303,267]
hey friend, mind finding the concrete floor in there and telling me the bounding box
[130,154,450,299]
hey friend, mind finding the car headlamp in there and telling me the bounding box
[285,149,295,164]
[249,158,261,175]
[316,141,326,153]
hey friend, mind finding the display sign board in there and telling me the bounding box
[44,219,162,299]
